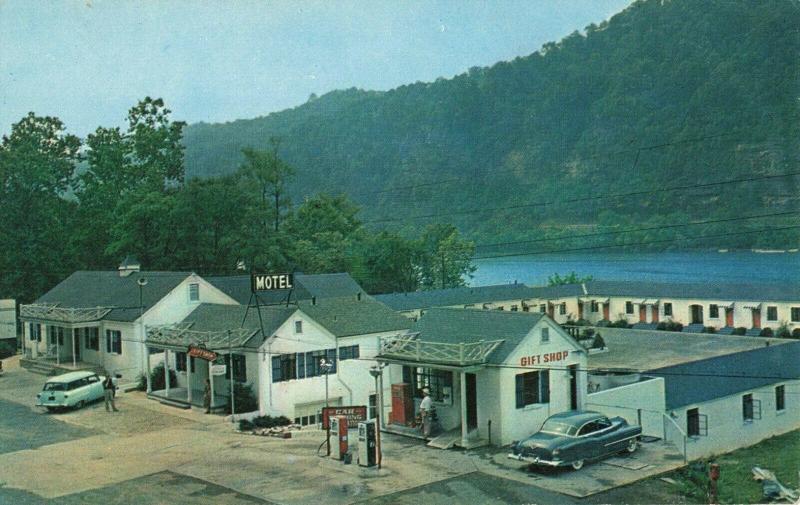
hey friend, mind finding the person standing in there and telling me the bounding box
[103,374,118,412]
[419,388,433,439]
[203,379,211,414]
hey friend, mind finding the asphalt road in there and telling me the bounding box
[0,398,97,455]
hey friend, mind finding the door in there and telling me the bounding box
[652,305,660,323]
[466,373,477,431]
[638,305,646,322]
[577,302,583,320]
[725,307,734,327]
[690,305,704,324]
[568,365,578,410]
[602,303,610,321]
[752,309,761,329]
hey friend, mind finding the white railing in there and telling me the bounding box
[662,412,689,463]
[20,303,112,323]
[379,333,504,366]
[146,324,255,350]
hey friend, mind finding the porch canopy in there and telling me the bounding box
[377,308,546,447]
[145,303,296,407]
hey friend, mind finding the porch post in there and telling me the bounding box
[55,328,60,365]
[378,368,386,429]
[145,345,152,393]
[164,349,171,396]
[187,358,193,405]
[208,359,216,408]
[460,370,468,447]
[72,328,77,368]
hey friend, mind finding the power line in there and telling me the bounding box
[364,169,800,224]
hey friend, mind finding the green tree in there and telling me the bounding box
[417,224,476,290]
[238,138,294,233]
[353,231,420,294]
[0,113,81,301]
[547,272,594,286]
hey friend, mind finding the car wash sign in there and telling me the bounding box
[321,406,368,429]
[250,273,293,293]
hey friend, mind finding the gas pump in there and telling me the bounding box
[357,420,377,467]
[329,415,349,460]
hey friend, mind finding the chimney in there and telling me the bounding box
[118,255,141,277]
[312,296,316,306]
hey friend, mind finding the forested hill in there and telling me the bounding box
[183,0,800,251]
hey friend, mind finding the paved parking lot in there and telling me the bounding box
[0,360,688,504]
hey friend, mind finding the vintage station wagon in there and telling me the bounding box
[508,410,641,470]
[35,371,106,411]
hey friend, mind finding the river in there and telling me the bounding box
[471,251,800,287]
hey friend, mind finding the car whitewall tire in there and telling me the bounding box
[626,438,638,453]
[571,459,584,470]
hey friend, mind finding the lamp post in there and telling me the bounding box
[370,366,384,469]
[137,277,149,393]
[320,358,334,456]
[369,364,384,469]
[228,329,235,423]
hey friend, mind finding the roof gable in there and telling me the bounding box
[297,295,411,338]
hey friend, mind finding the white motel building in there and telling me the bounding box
[14,264,800,462]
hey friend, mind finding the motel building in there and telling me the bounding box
[18,259,238,382]
[375,308,588,448]
[145,294,411,423]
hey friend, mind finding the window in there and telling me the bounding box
[625,301,634,314]
[190,356,196,373]
[272,354,296,383]
[295,320,303,333]
[497,306,505,311]
[791,307,800,322]
[539,304,546,313]
[105,330,122,354]
[188,283,200,301]
[709,304,719,319]
[413,368,452,403]
[590,301,599,313]
[540,327,550,343]
[743,394,754,421]
[175,352,187,372]
[83,327,99,351]
[559,303,566,315]
[49,326,65,346]
[515,370,550,408]
[271,348,339,382]
[339,345,360,361]
[664,303,673,317]
[368,394,377,419]
[29,323,42,342]
[578,417,611,436]
[232,354,247,383]
[510,305,518,312]
[776,385,785,412]
[767,306,778,321]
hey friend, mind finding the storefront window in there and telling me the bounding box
[413,368,452,403]
[515,370,550,408]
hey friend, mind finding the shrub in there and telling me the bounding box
[228,382,259,414]
[775,323,791,339]
[244,415,291,429]
[703,326,717,334]
[657,321,683,332]
[591,333,605,349]
[792,328,800,339]
[580,328,596,339]
[137,362,178,391]
[759,327,773,337]
[608,319,631,329]
[733,327,747,335]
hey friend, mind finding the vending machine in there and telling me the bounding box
[329,415,349,460]
[357,420,377,467]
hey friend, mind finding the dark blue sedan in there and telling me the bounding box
[508,410,641,470]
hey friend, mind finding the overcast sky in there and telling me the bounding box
[1,0,632,137]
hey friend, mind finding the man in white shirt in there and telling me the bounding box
[419,388,433,439]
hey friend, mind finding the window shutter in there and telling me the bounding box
[540,370,550,403]
[106,331,112,353]
[297,353,306,379]
[327,349,337,373]
[515,374,525,409]
[272,356,282,383]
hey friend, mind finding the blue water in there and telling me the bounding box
[472,251,800,286]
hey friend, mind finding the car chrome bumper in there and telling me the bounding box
[507,453,562,466]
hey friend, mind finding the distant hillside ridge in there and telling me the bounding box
[182,0,800,250]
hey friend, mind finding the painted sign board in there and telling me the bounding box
[250,273,294,292]
[519,350,570,367]
[188,345,218,362]
[321,406,368,429]
[211,364,227,376]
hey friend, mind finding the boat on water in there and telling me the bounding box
[752,249,787,254]
[717,249,729,253]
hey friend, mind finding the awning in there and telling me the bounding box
[642,299,660,305]
[742,303,763,310]
[716,301,735,309]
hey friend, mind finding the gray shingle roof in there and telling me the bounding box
[35,271,191,322]
[584,280,800,303]
[205,273,363,305]
[375,284,580,311]
[297,296,412,338]
[410,308,546,365]
[649,341,800,409]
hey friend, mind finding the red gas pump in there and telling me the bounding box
[329,415,349,460]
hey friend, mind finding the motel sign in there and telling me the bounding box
[250,273,294,293]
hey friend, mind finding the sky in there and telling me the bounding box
[1,0,632,137]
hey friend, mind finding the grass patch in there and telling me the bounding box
[667,429,800,504]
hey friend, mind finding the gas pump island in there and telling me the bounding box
[323,407,378,468]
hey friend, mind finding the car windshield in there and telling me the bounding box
[541,420,578,436]
[43,383,67,391]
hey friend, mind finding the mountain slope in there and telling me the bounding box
[182,0,800,250]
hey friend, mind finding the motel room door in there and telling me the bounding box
[568,364,578,410]
[466,373,477,431]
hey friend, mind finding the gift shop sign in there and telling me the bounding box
[520,350,570,367]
